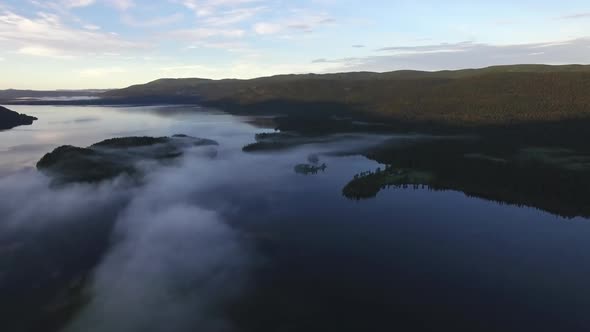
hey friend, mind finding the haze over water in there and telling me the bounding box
[1,105,590,332]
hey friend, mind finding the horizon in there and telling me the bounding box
[2,0,590,89]
[3,63,590,91]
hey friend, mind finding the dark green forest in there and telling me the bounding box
[99,65,590,146]
[104,65,590,124]
[341,138,590,218]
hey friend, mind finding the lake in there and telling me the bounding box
[1,105,590,332]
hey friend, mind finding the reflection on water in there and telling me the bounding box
[344,138,590,218]
[0,105,256,174]
[1,105,590,332]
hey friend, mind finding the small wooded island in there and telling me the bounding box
[0,105,37,130]
[37,135,218,184]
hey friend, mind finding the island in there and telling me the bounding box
[37,135,218,184]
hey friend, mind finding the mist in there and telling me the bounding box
[0,144,261,332]
[0,121,396,332]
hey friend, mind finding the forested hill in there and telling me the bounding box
[103,64,590,127]
[0,105,37,130]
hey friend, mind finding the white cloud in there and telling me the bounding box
[202,6,266,26]
[18,45,76,59]
[0,10,147,59]
[62,0,96,8]
[83,24,101,30]
[32,0,134,12]
[253,22,280,35]
[105,0,135,11]
[253,11,335,35]
[179,0,264,17]
[163,1,270,46]
[560,12,590,20]
[377,41,473,55]
[316,38,590,73]
[169,27,246,41]
[122,12,184,28]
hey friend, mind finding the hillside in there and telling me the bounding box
[104,65,590,129]
[0,105,38,130]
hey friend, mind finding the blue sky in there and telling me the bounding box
[1,0,590,89]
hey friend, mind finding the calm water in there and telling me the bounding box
[1,105,590,332]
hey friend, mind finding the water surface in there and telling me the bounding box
[1,105,589,332]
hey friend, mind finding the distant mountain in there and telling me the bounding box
[103,64,590,128]
[0,105,38,130]
[0,89,106,101]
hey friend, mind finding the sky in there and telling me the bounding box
[1,0,590,89]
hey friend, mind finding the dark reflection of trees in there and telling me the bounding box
[295,163,327,175]
[343,139,590,219]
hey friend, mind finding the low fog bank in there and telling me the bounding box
[0,131,395,332]
[63,146,271,332]
[65,205,250,332]
[0,144,259,332]
[0,170,134,332]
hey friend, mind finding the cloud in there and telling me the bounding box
[316,38,590,73]
[168,27,246,41]
[83,24,101,30]
[179,0,264,17]
[33,0,134,12]
[560,12,590,19]
[163,1,270,47]
[201,6,266,26]
[0,10,147,58]
[253,22,280,35]
[62,0,96,8]
[377,41,475,54]
[174,1,335,37]
[352,44,365,48]
[122,12,184,28]
[253,11,335,35]
[17,45,76,59]
[105,0,135,11]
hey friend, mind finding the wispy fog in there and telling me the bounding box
[63,148,260,332]
[65,205,250,332]
[0,145,256,332]
[0,105,394,332]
